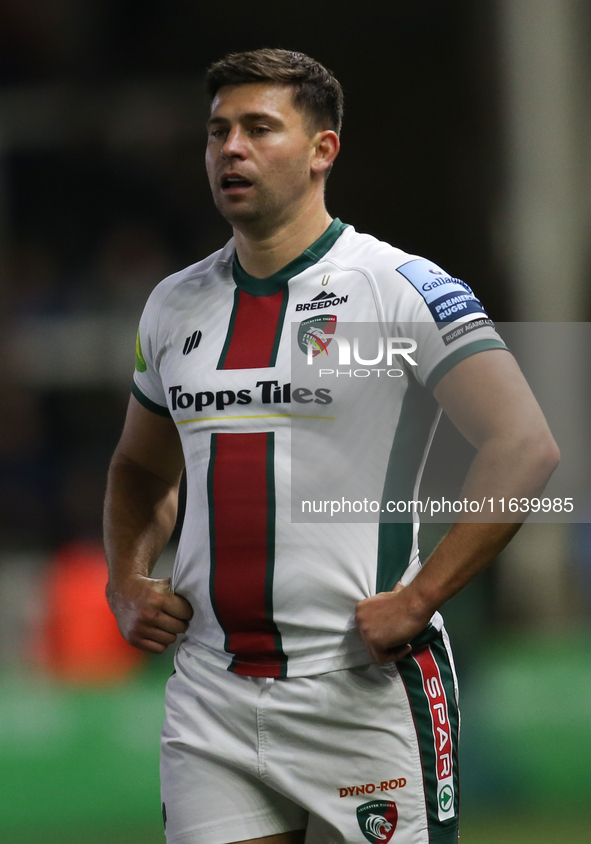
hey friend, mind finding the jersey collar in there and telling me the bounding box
[232,218,348,297]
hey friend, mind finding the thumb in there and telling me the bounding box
[392,580,405,594]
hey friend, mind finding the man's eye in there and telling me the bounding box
[251,126,270,135]
[209,129,227,139]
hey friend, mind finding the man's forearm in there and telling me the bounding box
[103,454,180,588]
[356,416,559,662]
[103,398,191,652]
[406,522,520,621]
[406,427,560,618]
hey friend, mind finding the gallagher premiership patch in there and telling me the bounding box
[397,259,487,327]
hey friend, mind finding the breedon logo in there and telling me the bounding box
[297,314,337,357]
[356,801,398,843]
[295,291,348,312]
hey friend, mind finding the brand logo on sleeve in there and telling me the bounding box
[182,329,203,355]
[397,258,488,327]
[356,801,398,842]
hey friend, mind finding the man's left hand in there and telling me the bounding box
[355,582,432,664]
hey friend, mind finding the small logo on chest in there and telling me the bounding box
[182,330,202,355]
[295,291,348,312]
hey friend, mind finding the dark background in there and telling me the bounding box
[0,0,511,548]
[1,2,590,842]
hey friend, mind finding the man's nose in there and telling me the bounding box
[221,126,247,159]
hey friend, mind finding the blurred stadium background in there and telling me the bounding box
[1,1,591,842]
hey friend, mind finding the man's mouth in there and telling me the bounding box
[221,175,253,193]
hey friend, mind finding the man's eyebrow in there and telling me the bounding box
[206,112,284,128]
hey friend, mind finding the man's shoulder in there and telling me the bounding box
[143,241,234,313]
[332,227,470,305]
[330,225,420,275]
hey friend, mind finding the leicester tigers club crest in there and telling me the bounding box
[356,800,398,843]
[297,314,337,358]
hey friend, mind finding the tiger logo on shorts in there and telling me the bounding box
[366,813,393,840]
[356,800,398,843]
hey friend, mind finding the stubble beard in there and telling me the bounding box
[212,159,312,237]
[213,183,293,237]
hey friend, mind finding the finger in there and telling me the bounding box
[153,611,190,635]
[392,581,405,594]
[162,592,194,621]
[126,625,175,653]
[369,643,412,664]
[137,623,178,647]
[136,637,168,655]
[384,644,412,662]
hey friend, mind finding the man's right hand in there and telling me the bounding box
[107,575,193,654]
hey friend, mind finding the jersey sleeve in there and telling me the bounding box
[131,292,171,417]
[392,257,508,391]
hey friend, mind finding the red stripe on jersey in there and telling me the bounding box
[414,648,453,782]
[209,432,285,677]
[220,289,285,369]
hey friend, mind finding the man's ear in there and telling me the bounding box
[311,130,340,176]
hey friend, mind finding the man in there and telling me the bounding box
[104,49,558,844]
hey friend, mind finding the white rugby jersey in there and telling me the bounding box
[133,219,505,677]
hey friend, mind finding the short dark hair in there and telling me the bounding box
[206,48,343,135]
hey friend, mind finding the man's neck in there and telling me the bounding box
[233,203,333,279]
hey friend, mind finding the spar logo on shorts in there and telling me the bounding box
[414,648,456,821]
[356,800,398,843]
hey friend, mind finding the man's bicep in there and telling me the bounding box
[113,395,185,486]
[432,348,552,449]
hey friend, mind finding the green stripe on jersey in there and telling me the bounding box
[268,287,290,368]
[216,288,240,370]
[206,433,231,655]
[264,434,287,676]
[376,379,439,592]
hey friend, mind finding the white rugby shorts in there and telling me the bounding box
[160,628,459,844]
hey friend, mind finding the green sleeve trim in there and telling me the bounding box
[131,382,171,417]
[425,339,508,392]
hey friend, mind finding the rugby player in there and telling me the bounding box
[104,49,559,844]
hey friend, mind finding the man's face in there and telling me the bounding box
[205,83,319,232]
